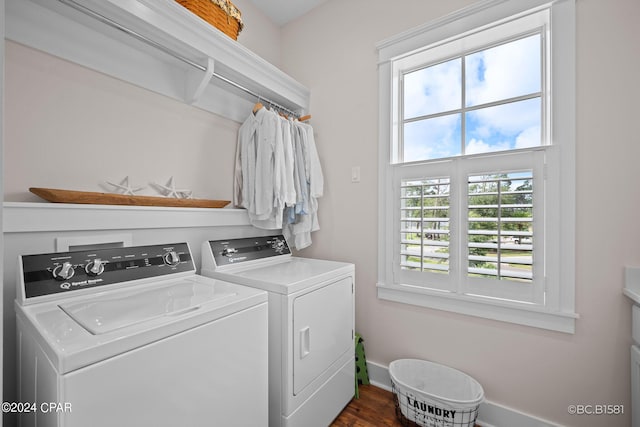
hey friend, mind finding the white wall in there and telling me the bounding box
[280,0,640,426]
[4,41,237,202]
[232,0,282,66]
[3,0,280,203]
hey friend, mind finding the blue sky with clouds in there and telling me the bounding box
[402,34,541,162]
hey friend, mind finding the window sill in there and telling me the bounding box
[377,282,578,333]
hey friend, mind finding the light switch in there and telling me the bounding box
[351,166,361,183]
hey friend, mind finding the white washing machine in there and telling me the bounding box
[15,242,268,427]
[201,235,355,427]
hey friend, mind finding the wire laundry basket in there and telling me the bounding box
[390,359,484,427]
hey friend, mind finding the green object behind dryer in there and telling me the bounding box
[354,332,370,398]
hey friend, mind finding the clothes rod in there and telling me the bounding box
[58,0,302,117]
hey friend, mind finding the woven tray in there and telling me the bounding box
[175,0,243,40]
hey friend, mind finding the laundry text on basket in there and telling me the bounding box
[405,396,456,419]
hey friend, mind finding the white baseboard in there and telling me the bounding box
[365,360,561,427]
[366,360,393,391]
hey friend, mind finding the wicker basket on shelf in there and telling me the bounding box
[175,0,243,40]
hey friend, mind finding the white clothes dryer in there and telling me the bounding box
[15,242,268,427]
[201,235,355,427]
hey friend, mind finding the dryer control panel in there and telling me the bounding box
[18,243,194,303]
[206,235,291,268]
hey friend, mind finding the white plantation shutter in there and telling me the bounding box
[466,172,534,283]
[399,177,451,274]
[459,150,546,305]
[394,150,545,304]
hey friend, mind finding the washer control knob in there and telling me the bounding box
[163,251,180,267]
[272,239,286,253]
[222,248,237,257]
[85,259,105,276]
[53,262,75,281]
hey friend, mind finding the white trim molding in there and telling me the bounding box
[3,202,250,233]
[377,282,578,333]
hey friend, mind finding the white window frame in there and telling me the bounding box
[376,0,577,333]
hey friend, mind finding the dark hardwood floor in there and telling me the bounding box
[331,385,479,427]
[330,384,408,427]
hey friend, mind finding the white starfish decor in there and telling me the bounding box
[106,176,146,195]
[151,177,193,199]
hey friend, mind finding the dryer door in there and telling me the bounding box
[293,276,353,395]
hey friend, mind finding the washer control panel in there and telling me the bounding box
[19,243,194,301]
[207,235,291,268]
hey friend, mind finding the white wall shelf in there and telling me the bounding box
[3,202,250,233]
[5,0,311,123]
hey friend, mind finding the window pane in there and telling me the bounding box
[465,98,541,154]
[465,34,541,107]
[403,58,461,119]
[404,114,461,162]
[468,172,533,282]
[400,178,450,274]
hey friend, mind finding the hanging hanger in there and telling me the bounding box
[252,96,307,121]
[269,102,286,119]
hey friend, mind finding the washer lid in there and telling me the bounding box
[16,275,267,374]
[59,279,237,335]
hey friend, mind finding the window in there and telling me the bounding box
[400,31,543,163]
[377,0,576,333]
